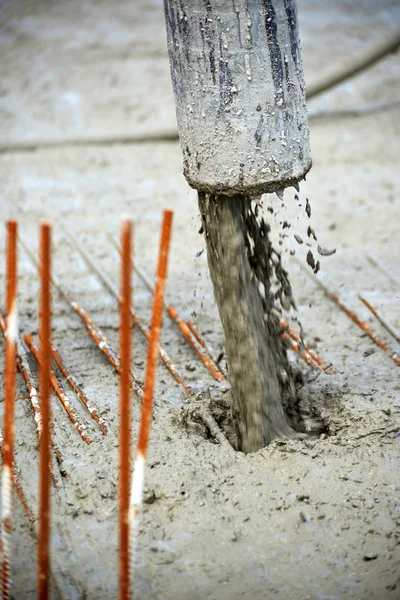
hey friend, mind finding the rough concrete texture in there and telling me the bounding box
[0,0,400,598]
[164,0,311,195]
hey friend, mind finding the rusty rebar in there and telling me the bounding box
[185,319,227,375]
[280,331,321,370]
[110,233,329,376]
[0,435,34,526]
[129,210,173,586]
[280,320,330,371]
[119,219,132,600]
[63,228,192,398]
[295,257,400,367]
[38,222,51,600]
[108,233,227,384]
[1,220,17,600]
[50,342,108,434]
[19,235,143,400]
[358,295,400,345]
[0,312,64,485]
[24,335,92,445]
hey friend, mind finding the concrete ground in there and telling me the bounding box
[0,1,399,598]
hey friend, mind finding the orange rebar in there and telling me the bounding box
[186,319,228,375]
[19,236,143,400]
[185,316,330,373]
[119,219,132,600]
[132,313,193,396]
[167,306,226,382]
[294,257,400,367]
[138,210,173,455]
[1,220,17,600]
[331,294,400,366]
[129,210,173,585]
[24,335,92,445]
[62,229,193,398]
[358,295,400,345]
[0,439,34,526]
[68,301,143,400]
[280,320,328,369]
[186,320,207,348]
[280,331,321,370]
[0,312,64,485]
[0,311,42,433]
[50,343,108,434]
[108,234,227,384]
[38,223,51,600]
[69,300,120,370]
[11,469,34,525]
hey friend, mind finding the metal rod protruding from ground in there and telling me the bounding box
[38,223,52,600]
[19,235,143,400]
[119,219,132,600]
[129,211,173,585]
[63,228,193,398]
[1,220,17,600]
[108,233,227,383]
[295,257,400,367]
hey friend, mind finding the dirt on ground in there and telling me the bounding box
[0,1,399,599]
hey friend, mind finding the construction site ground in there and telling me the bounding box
[0,1,399,598]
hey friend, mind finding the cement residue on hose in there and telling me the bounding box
[198,192,317,453]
